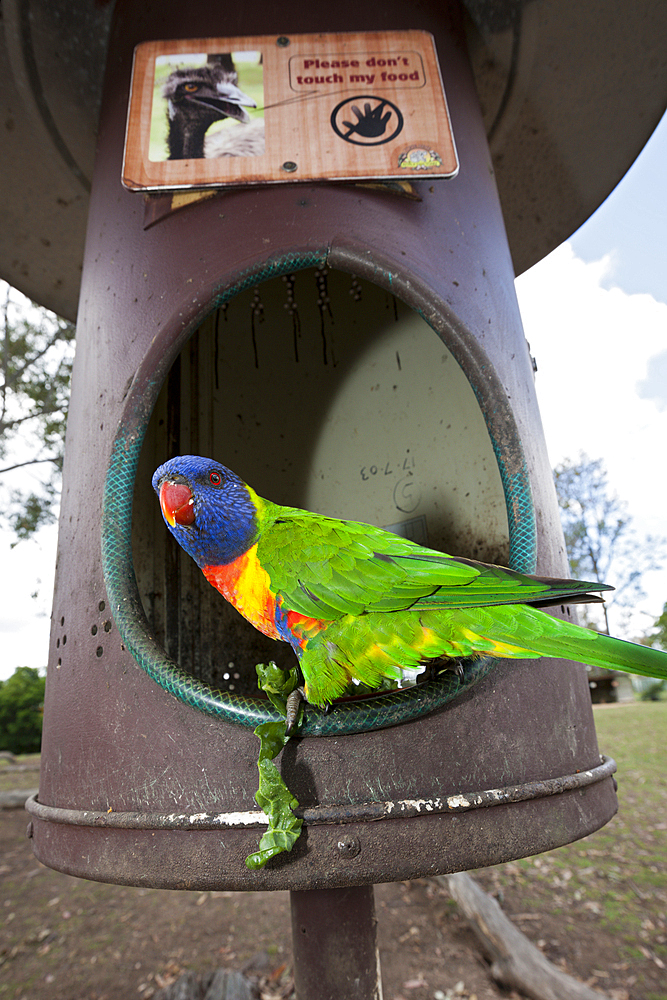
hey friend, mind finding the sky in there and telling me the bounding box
[515,112,667,637]
[0,113,666,681]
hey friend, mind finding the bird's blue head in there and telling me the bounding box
[152,456,259,567]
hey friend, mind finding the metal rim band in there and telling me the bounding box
[101,248,537,735]
[25,755,615,830]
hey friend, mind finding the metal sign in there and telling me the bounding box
[122,31,458,190]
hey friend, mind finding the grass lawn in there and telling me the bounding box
[475,700,667,999]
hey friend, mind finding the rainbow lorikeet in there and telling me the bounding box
[152,455,667,710]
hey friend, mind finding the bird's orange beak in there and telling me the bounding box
[159,480,195,527]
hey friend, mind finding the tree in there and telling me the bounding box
[636,603,667,699]
[0,667,46,754]
[553,453,664,636]
[0,282,75,542]
[642,602,667,650]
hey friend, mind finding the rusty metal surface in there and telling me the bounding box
[32,0,618,891]
[25,755,617,830]
[28,777,618,891]
[290,885,382,999]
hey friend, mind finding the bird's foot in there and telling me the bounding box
[285,686,306,734]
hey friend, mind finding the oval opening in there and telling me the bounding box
[103,263,536,734]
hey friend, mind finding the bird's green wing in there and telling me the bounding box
[256,506,610,620]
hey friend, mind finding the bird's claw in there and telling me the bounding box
[285,686,306,734]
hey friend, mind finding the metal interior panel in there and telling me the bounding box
[132,272,510,691]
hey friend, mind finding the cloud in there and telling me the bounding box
[516,243,667,498]
[516,243,667,626]
[0,528,56,679]
[637,350,667,410]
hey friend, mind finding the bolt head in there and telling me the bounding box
[335,834,361,858]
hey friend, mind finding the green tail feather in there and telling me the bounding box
[462,605,667,681]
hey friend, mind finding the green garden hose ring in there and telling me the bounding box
[101,250,537,736]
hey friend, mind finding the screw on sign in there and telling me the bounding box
[330,96,404,145]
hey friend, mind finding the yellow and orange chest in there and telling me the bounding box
[202,545,326,649]
[203,544,281,640]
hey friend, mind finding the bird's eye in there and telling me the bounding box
[209,471,222,486]
[184,83,199,93]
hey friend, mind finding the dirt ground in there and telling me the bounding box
[0,808,659,1000]
[2,702,666,1000]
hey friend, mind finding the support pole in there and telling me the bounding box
[290,885,382,1000]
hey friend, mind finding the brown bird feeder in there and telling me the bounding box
[3,0,665,997]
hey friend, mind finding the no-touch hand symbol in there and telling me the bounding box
[330,96,404,145]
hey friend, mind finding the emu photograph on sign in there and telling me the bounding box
[150,51,265,162]
[122,31,458,190]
